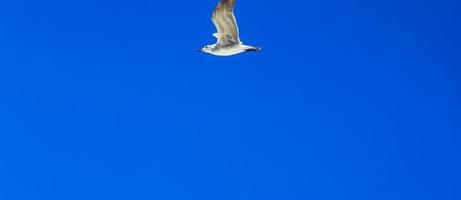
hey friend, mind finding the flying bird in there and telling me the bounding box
[199,0,261,56]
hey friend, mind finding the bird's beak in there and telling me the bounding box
[197,49,203,52]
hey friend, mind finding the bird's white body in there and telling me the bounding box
[203,44,252,56]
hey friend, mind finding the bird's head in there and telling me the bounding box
[198,45,213,53]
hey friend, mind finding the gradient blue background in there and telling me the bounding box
[1,0,460,199]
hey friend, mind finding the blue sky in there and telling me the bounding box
[0,0,460,199]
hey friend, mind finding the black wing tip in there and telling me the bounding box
[245,47,262,52]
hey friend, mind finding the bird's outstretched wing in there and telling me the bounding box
[212,0,241,46]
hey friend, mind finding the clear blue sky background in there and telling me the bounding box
[0,0,460,199]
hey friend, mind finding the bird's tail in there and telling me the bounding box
[245,46,262,52]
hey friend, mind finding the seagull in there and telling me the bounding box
[199,0,261,56]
